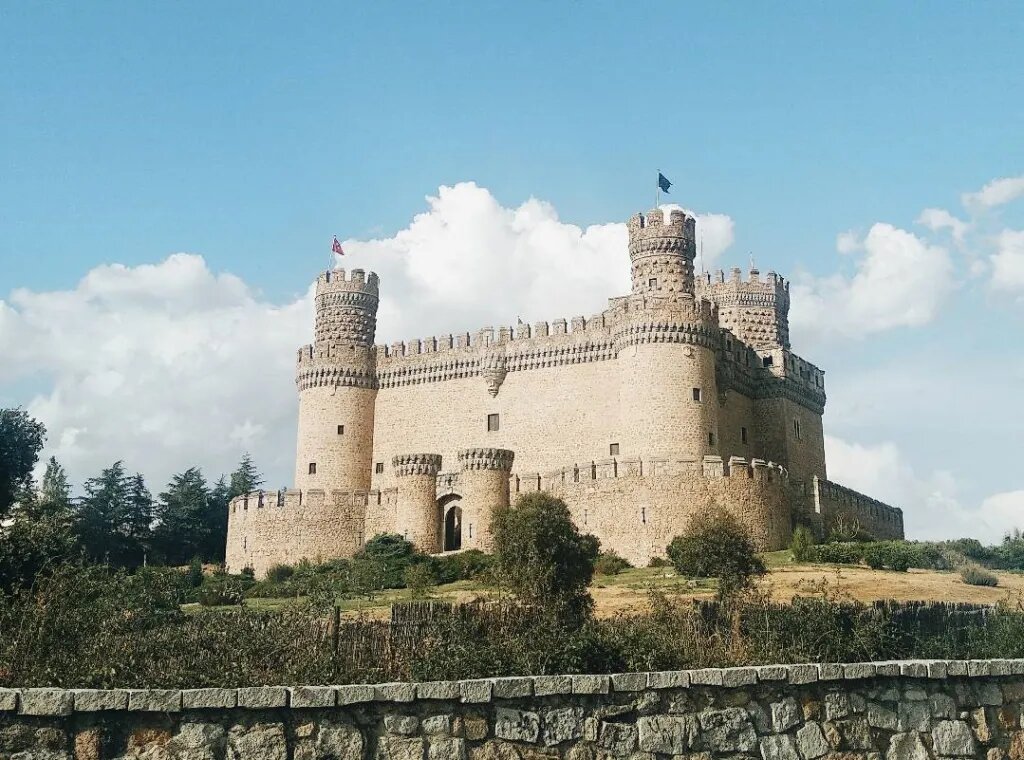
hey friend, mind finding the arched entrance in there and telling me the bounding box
[440,495,463,551]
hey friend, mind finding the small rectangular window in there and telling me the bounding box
[692,387,702,402]
[375,462,384,474]
[609,443,620,456]
[741,427,748,444]
[337,424,345,435]
[487,413,500,432]
[308,462,317,475]
[648,277,657,288]
[708,432,715,446]
[763,356,773,368]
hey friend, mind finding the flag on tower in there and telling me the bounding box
[332,236,345,256]
[658,172,672,194]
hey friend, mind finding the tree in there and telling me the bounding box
[153,467,211,565]
[355,533,417,588]
[75,461,132,565]
[204,475,232,563]
[0,408,46,519]
[492,492,599,621]
[228,453,264,499]
[666,509,766,599]
[123,473,154,566]
[22,456,74,522]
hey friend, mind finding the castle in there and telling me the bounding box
[226,207,904,576]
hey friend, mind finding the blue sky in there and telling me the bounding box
[1,3,1022,540]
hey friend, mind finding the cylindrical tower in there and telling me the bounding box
[457,448,515,552]
[393,453,443,552]
[294,268,379,492]
[616,208,721,460]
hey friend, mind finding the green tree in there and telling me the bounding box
[667,509,766,599]
[75,461,135,565]
[790,525,815,563]
[0,408,46,519]
[204,475,232,563]
[228,453,264,499]
[123,473,154,567]
[22,456,74,522]
[355,533,417,588]
[492,492,599,622]
[153,467,212,565]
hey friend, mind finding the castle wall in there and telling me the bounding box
[294,385,376,492]
[753,397,826,482]
[810,477,904,541]
[518,455,790,567]
[716,390,758,465]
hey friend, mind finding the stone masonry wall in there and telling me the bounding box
[4,660,1024,759]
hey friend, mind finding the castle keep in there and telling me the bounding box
[226,208,903,576]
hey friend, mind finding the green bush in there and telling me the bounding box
[807,542,863,565]
[404,564,436,599]
[667,510,766,598]
[790,525,815,562]
[428,550,493,585]
[960,565,999,587]
[196,580,245,606]
[862,542,914,572]
[647,556,670,568]
[265,563,295,583]
[355,533,416,589]
[594,551,631,576]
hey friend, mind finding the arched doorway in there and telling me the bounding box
[442,500,463,551]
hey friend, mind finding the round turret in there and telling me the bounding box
[457,448,515,552]
[627,208,697,298]
[393,453,443,552]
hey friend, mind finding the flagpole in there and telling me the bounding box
[655,171,660,209]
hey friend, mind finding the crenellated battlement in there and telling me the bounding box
[458,447,515,472]
[392,453,443,477]
[315,268,380,296]
[697,265,791,349]
[627,208,697,260]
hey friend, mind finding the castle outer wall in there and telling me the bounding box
[226,207,904,577]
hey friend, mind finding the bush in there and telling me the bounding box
[666,510,766,598]
[492,492,599,621]
[594,551,631,576]
[807,542,864,565]
[790,525,815,562]
[265,563,295,583]
[961,565,999,587]
[404,564,436,599]
[862,542,914,572]
[355,534,416,589]
[186,557,204,588]
[428,550,493,585]
[196,580,244,606]
[647,556,670,568]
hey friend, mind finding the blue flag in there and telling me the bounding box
[658,172,672,193]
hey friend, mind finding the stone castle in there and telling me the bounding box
[226,207,903,576]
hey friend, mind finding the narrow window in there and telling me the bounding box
[584,508,588,525]
[692,387,702,402]
[337,424,345,435]
[793,419,802,441]
[375,462,384,474]
[469,523,473,539]
[487,413,500,432]
[741,426,748,444]
[648,277,657,288]
[762,356,773,368]
[308,462,317,475]
[708,431,715,446]
[609,443,620,456]
[641,506,646,524]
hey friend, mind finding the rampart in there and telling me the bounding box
[514,455,791,566]
[4,659,1024,759]
[809,477,905,541]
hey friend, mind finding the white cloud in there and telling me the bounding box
[990,229,1024,292]
[825,435,1023,543]
[962,175,1024,211]
[916,208,970,244]
[789,223,955,345]
[836,231,860,254]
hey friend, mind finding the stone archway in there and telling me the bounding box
[439,495,463,551]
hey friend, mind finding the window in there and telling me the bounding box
[609,443,620,456]
[337,424,345,435]
[708,431,715,446]
[793,419,803,441]
[648,277,657,288]
[375,462,384,474]
[692,387,702,402]
[762,356,774,368]
[308,462,317,475]
[741,427,748,445]
[641,506,646,524]
[487,413,500,432]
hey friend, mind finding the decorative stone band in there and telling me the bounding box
[613,321,719,351]
[458,447,515,472]
[627,208,697,261]
[4,659,1023,715]
[753,376,827,415]
[295,365,377,391]
[392,453,443,477]
[314,268,380,296]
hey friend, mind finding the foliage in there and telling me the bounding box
[594,550,631,576]
[647,556,670,568]
[427,550,493,584]
[74,461,153,568]
[666,510,766,598]
[789,525,815,562]
[152,467,214,565]
[266,564,296,583]
[0,408,46,520]
[862,542,916,572]
[228,453,264,499]
[356,533,417,589]
[0,514,77,594]
[403,563,436,599]
[492,492,599,622]
[960,565,999,587]
[186,557,204,588]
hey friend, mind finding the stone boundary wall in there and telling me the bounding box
[4,660,1024,759]
[810,477,904,541]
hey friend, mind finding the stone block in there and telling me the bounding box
[825,692,852,721]
[758,665,790,682]
[898,701,931,732]
[128,689,182,712]
[459,680,492,704]
[182,688,237,710]
[572,674,610,694]
[978,682,1004,706]
[236,687,287,709]
[0,689,16,711]
[422,715,454,736]
[842,663,876,680]
[18,689,73,716]
[932,720,976,756]
[818,663,843,681]
[297,720,364,760]
[788,665,819,685]
[428,737,466,760]
[598,722,638,756]
[290,686,335,709]
[762,734,801,760]
[492,677,533,700]
[495,708,540,743]
[690,668,726,686]
[648,671,689,689]
[888,732,930,760]
[376,683,416,703]
[947,661,970,677]
[72,689,129,712]
[533,675,572,696]
[637,715,698,754]
[542,707,585,746]
[969,661,994,677]
[168,722,227,759]
[610,672,648,692]
[376,734,425,760]
[901,662,929,679]
[228,721,287,760]
[722,667,758,687]
[418,682,460,700]
[336,684,375,705]
[385,715,421,736]
[928,661,950,679]
[795,722,830,760]
[698,708,757,753]
[874,662,901,677]
[771,697,802,732]
[867,702,898,731]
[930,694,957,719]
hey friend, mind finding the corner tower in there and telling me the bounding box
[697,267,790,349]
[294,269,379,492]
[616,208,721,459]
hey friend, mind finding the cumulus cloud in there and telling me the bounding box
[789,223,955,346]
[825,435,1023,543]
[990,229,1024,292]
[916,208,970,244]
[962,175,1024,211]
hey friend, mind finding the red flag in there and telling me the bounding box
[332,236,345,256]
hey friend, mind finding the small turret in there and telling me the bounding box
[697,266,791,349]
[627,208,697,298]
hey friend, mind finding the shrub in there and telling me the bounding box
[404,563,436,599]
[355,533,416,588]
[265,563,295,583]
[807,542,863,565]
[790,525,815,562]
[594,551,631,576]
[647,556,670,568]
[492,492,599,621]
[196,580,244,606]
[666,510,766,598]
[960,565,999,587]
[428,550,493,585]
[862,542,914,572]
[186,557,204,588]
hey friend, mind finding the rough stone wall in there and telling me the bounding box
[393,455,444,553]
[698,267,791,349]
[527,455,790,566]
[458,448,514,552]
[809,477,905,541]
[6,659,1024,760]
[294,385,377,492]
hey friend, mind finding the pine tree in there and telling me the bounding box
[228,453,264,499]
[205,475,232,563]
[154,467,211,565]
[123,473,154,566]
[0,408,46,519]
[32,456,73,520]
[75,461,132,565]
